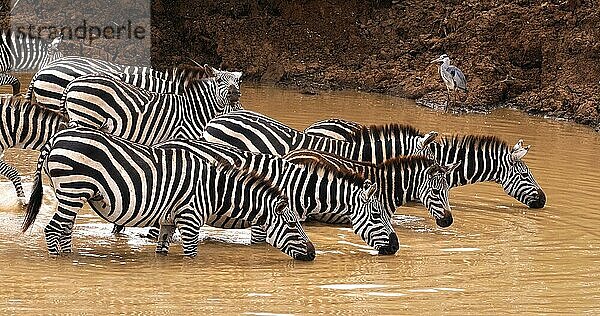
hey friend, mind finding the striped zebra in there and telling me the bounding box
[282,150,459,227]
[203,110,437,162]
[0,96,65,199]
[150,139,400,254]
[304,118,362,140]
[21,126,315,260]
[0,32,63,95]
[61,67,241,144]
[304,118,546,208]
[25,55,242,110]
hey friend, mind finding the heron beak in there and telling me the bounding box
[430,58,441,63]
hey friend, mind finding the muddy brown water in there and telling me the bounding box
[1,82,599,314]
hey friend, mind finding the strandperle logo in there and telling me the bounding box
[14,19,147,44]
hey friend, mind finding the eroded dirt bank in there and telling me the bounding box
[112,1,600,130]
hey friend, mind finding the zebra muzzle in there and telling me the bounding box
[378,232,399,255]
[435,212,454,228]
[228,86,241,102]
[295,241,316,261]
[527,188,546,209]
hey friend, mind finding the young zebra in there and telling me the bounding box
[148,139,400,255]
[25,56,242,110]
[0,32,63,95]
[21,127,314,260]
[304,118,546,208]
[282,150,459,227]
[0,96,65,199]
[61,67,241,145]
[203,110,436,162]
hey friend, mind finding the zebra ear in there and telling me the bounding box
[442,161,461,173]
[426,164,444,177]
[362,180,377,200]
[511,139,530,161]
[417,131,438,150]
[275,198,288,215]
[204,64,217,78]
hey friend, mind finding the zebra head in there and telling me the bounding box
[42,35,63,67]
[498,139,546,208]
[351,180,399,255]
[419,161,461,228]
[204,65,243,104]
[263,197,315,261]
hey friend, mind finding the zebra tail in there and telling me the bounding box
[22,141,51,233]
[58,80,72,117]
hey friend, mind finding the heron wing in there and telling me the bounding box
[448,66,467,91]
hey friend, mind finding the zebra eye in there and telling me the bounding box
[288,221,297,228]
[432,188,441,195]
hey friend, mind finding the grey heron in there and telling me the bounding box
[431,54,468,110]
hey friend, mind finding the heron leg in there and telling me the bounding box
[453,91,458,109]
[445,88,451,112]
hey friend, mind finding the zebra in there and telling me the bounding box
[0,96,66,199]
[304,118,546,208]
[0,32,63,95]
[148,139,400,255]
[25,55,242,110]
[304,118,362,140]
[21,126,315,260]
[282,150,459,227]
[60,66,241,145]
[203,110,437,162]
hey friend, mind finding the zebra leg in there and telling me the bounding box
[146,227,160,240]
[174,208,202,257]
[250,226,267,244]
[112,224,125,234]
[44,192,85,255]
[155,224,176,254]
[0,159,25,198]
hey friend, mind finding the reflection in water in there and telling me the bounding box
[1,83,600,314]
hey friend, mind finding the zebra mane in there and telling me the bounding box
[0,96,28,109]
[349,123,423,142]
[166,65,207,89]
[2,96,61,116]
[292,158,366,186]
[379,155,435,170]
[214,159,285,200]
[439,134,509,152]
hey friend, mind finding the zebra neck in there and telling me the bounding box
[207,166,268,227]
[351,133,419,163]
[14,106,64,150]
[301,133,353,158]
[1,103,17,149]
[376,164,422,212]
[432,139,505,187]
[185,80,223,123]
